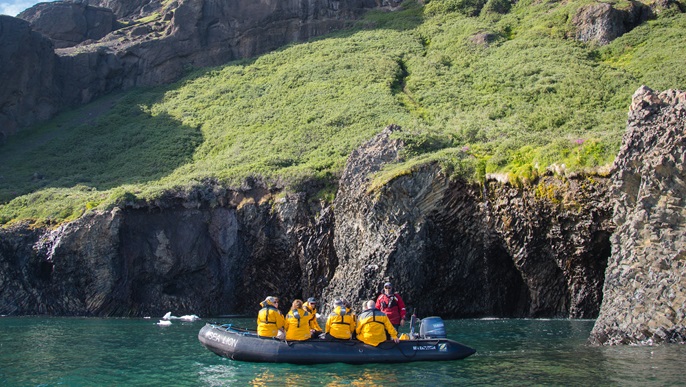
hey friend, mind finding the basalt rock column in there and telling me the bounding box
[324,125,531,317]
[590,86,686,345]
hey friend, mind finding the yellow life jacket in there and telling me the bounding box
[326,306,355,339]
[355,308,397,346]
[304,304,322,332]
[257,304,285,338]
[285,308,312,341]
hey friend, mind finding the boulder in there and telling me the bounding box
[571,1,651,45]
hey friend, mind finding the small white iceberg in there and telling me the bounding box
[178,314,201,322]
[162,311,200,322]
[156,320,172,326]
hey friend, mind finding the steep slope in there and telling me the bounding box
[2,0,381,140]
[4,2,685,224]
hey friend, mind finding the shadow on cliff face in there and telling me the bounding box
[111,209,236,316]
[411,190,532,319]
[572,229,611,318]
[0,92,203,203]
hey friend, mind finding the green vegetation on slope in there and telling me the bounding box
[1,0,685,226]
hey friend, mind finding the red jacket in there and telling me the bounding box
[375,292,406,325]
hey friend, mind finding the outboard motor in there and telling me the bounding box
[419,316,447,338]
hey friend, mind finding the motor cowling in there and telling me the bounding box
[419,316,447,338]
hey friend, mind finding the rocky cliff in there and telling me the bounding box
[18,2,118,49]
[0,183,335,316]
[323,125,613,318]
[5,89,685,343]
[0,16,59,141]
[1,0,380,141]
[0,124,614,319]
[590,86,686,345]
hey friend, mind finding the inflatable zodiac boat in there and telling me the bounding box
[198,317,476,364]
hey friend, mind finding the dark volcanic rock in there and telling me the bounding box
[18,1,118,48]
[322,125,613,318]
[590,86,686,345]
[324,125,526,317]
[0,16,59,143]
[0,126,614,318]
[571,1,651,45]
[0,186,334,316]
[485,175,613,318]
[84,0,157,19]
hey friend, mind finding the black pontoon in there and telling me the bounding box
[198,317,476,364]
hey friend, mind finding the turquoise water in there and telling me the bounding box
[1,317,684,386]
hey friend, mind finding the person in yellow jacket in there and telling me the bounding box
[356,300,399,346]
[341,297,357,321]
[325,299,356,340]
[285,299,313,341]
[257,296,285,338]
[304,297,323,333]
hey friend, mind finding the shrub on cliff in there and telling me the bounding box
[425,0,489,17]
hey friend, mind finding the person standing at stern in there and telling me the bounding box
[375,282,406,329]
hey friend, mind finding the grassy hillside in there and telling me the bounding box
[1,0,685,226]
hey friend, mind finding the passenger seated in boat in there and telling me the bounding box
[340,297,357,321]
[257,296,285,339]
[285,299,313,341]
[340,297,358,338]
[356,300,399,346]
[304,297,323,334]
[324,299,356,340]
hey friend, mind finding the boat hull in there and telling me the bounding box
[198,324,476,364]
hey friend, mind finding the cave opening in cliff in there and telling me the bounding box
[484,243,531,317]
[584,230,612,318]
